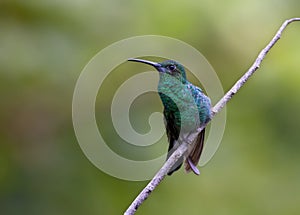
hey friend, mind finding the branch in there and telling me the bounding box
[211,17,300,116]
[124,17,300,215]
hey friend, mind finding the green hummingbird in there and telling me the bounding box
[128,58,212,175]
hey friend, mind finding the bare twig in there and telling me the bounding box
[211,17,300,116]
[124,18,300,215]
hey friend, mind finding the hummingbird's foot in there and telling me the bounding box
[187,158,200,175]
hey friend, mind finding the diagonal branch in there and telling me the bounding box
[211,17,300,116]
[124,17,300,215]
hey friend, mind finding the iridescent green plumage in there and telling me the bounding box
[129,58,211,175]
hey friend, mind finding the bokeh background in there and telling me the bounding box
[1,1,300,215]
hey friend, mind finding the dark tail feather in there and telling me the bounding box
[166,140,183,176]
[167,156,183,176]
[184,129,205,175]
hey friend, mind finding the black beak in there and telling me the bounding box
[128,58,163,72]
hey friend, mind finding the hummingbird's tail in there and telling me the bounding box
[184,129,205,175]
[166,142,183,176]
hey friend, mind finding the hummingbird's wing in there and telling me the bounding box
[183,83,210,175]
[184,128,205,175]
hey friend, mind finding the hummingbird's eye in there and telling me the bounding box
[168,64,176,71]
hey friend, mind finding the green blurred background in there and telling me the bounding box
[1,0,300,214]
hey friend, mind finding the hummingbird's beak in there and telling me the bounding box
[128,58,163,72]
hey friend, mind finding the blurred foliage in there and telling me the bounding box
[1,0,300,215]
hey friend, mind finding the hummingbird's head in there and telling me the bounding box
[128,58,187,84]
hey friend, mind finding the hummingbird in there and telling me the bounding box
[128,58,211,175]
